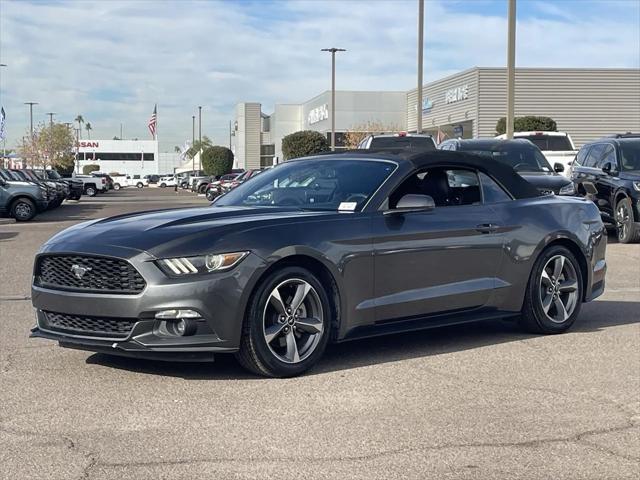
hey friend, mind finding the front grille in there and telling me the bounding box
[41,311,135,338]
[36,255,146,294]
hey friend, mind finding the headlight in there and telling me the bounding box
[157,251,249,276]
[558,183,576,196]
[633,182,640,192]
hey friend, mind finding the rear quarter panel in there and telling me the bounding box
[489,196,605,311]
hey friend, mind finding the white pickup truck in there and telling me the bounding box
[72,174,107,197]
[110,175,149,190]
[496,131,577,176]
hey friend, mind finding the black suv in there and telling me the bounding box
[570,135,640,243]
[439,138,575,196]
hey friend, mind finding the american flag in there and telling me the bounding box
[148,104,157,138]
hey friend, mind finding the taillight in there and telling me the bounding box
[101,178,106,184]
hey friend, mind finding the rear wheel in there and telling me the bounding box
[520,245,583,334]
[136,182,144,188]
[85,186,97,197]
[10,197,36,221]
[616,198,640,244]
[205,189,216,201]
[113,183,121,190]
[160,183,167,188]
[236,267,331,377]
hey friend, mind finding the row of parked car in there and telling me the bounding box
[155,169,267,201]
[0,168,84,221]
[358,130,640,243]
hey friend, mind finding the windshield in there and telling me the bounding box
[215,159,396,211]
[369,136,436,151]
[620,141,640,171]
[519,135,573,151]
[463,144,553,172]
[46,170,62,179]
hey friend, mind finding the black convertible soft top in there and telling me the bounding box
[316,149,541,200]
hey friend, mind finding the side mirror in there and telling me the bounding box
[554,162,565,173]
[602,162,617,175]
[385,194,435,215]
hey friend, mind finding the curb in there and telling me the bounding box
[0,218,16,225]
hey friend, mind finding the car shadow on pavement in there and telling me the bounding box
[33,202,103,222]
[0,231,20,242]
[84,300,639,380]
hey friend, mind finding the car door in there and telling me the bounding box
[593,144,618,218]
[371,167,505,322]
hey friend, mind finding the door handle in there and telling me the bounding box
[475,223,499,234]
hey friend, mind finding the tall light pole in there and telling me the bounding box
[417,0,424,134]
[506,0,517,139]
[24,102,38,137]
[198,106,202,171]
[191,115,196,172]
[321,47,346,151]
[46,112,56,127]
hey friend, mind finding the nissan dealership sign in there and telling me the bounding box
[307,104,329,125]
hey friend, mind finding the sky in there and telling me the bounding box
[0,0,639,152]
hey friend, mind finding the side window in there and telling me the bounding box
[575,146,591,166]
[479,172,512,203]
[583,144,605,168]
[388,168,481,208]
[598,144,616,168]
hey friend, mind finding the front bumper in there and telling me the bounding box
[30,246,267,361]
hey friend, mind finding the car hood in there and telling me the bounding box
[620,170,640,180]
[43,206,335,258]
[519,172,571,192]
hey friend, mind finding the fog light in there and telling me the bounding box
[155,309,201,320]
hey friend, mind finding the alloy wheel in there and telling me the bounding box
[262,278,324,364]
[616,202,630,242]
[14,202,32,220]
[539,254,579,323]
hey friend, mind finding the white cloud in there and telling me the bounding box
[0,0,638,151]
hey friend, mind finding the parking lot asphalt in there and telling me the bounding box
[1,187,638,480]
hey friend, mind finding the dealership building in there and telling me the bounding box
[232,67,640,169]
[75,139,181,176]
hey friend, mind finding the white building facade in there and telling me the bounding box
[75,139,181,176]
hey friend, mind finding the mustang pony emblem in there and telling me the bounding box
[70,264,92,280]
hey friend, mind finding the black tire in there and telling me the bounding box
[205,190,216,201]
[113,183,121,191]
[136,182,144,188]
[236,266,332,377]
[519,245,583,334]
[160,183,166,188]
[10,197,36,221]
[198,185,208,194]
[615,197,640,244]
[85,185,97,197]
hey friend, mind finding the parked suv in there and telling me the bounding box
[496,131,577,175]
[0,169,49,221]
[357,132,436,151]
[571,135,640,243]
[439,138,575,196]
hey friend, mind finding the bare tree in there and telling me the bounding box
[342,120,401,149]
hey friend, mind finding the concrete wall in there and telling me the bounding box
[76,139,159,176]
[234,103,262,169]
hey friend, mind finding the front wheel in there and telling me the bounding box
[520,245,583,334]
[160,183,166,188]
[616,198,640,243]
[113,183,121,191]
[11,198,36,221]
[136,182,144,188]
[236,267,331,377]
[85,186,97,197]
[205,190,216,201]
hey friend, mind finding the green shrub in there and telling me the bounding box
[495,116,557,135]
[201,146,234,177]
[282,130,329,160]
[82,164,100,175]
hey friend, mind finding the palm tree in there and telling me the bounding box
[74,115,84,139]
[85,122,92,140]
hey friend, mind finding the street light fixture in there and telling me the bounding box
[198,106,202,172]
[321,47,346,151]
[417,0,424,134]
[506,0,517,139]
[46,112,56,127]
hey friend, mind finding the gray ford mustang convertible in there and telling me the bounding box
[31,151,607,377]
